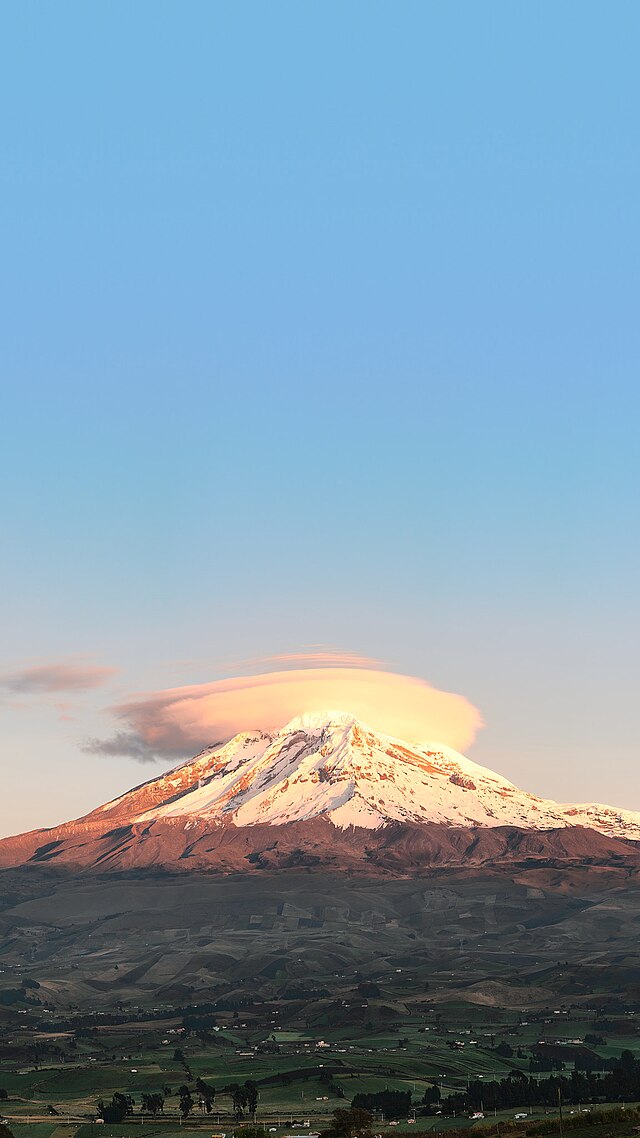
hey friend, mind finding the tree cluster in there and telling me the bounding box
[434,1051,640,1115]
[228,1079,258,1119]
[320,1107,374,1138]
[97,1093,134,1123]
[351,1090,412,1119]
[141,1093,164,1117]
[195,1077,216,1113]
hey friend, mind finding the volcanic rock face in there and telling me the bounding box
[1,711,639,873]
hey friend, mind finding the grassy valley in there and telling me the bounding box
[1,867,639,1138]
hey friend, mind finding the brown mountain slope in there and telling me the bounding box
[0,814,638,875]
[3,713,639,876]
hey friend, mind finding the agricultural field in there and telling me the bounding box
[1,869,639,1138]
[1,988,639,1136]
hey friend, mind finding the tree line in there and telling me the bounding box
[96,1078,259,1122]
[432,1051,640,1115]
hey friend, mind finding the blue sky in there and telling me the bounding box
[1,2,639,835]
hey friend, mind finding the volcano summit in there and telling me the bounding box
[1,712,639,874]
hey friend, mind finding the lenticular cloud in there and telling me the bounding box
[111,667,483,761]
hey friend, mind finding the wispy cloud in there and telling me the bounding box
[233,648,383,672]
[1,663,117,695]
[92,666,483,763]
[83,731,170,763]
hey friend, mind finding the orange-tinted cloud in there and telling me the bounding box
[232,648,383,671]
[2,662,117,694]
[103,667,483,761]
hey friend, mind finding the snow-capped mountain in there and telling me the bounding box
[1,711,638,874]
[91,710,640,838]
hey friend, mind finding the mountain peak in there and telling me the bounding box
[282,709,361,733]
[1,712,639,877]
[85,709,640,839]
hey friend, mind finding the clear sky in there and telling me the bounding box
[1,2,639,837]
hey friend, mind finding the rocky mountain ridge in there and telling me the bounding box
[1,711,638,873]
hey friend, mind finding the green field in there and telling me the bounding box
[1,870,639,1138]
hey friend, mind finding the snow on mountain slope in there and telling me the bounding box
[88,710,640,840]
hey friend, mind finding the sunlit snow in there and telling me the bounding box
[91,711,640,840]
